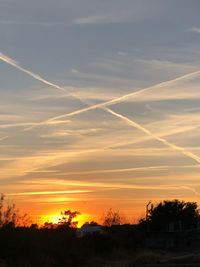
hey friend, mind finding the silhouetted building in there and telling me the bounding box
[77,224,103,237]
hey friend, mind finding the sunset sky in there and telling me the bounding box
[1,0,200,225]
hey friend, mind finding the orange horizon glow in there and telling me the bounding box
[30,211,94,228]
[7,185,200,230]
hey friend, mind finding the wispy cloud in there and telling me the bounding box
[181,186,200,197]
[19,178,200,199]
[189,27,200,33]
[109,125,200,151]
[0,120,70,130]
[54,165,169,175]
[74,15,108,25]
[73,13,134,25]
[0,20,58,27]
[117,51,127,56]
[0,136,8,141]
[40,128,101,138]
[18,179,180,191]
[8,190,93,196]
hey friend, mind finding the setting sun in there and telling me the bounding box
[42,214,61,225]
[39,212,91,228]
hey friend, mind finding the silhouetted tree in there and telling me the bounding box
[82,221,99,227]
[103,209,122,226]
[0,193,4,226]
[0,193,18,227]
[142,199,199,231]
[0,193,31,228]
[30,223,39,229]
[58,210,80,228]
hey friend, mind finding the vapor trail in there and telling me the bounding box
[0,53,64,91]
[0,120,70,129]
[18,68,200,130]
[181,186,200,197]
[104,107,200,165]
[59,166,168,175]
[45,69,200,122]
[1,52,200,165]
[1,52,200,124]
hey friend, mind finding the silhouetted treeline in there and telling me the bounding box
[139,199,199,232]
[0,198,200,267]
[0,224,145,267]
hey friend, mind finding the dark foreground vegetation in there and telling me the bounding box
[1,195,200,267]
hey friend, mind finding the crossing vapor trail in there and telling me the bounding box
[1,52,200,165]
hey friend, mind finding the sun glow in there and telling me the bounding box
[39,212,91,228]
[43,214,61,224]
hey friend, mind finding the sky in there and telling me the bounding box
[1,0,200,225]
